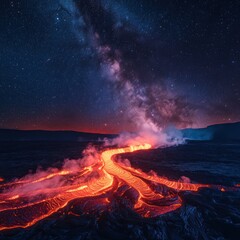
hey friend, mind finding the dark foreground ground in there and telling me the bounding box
[0,141,239,240]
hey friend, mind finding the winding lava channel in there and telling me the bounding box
[0,144,231,231]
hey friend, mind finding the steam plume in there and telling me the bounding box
[65,0,193,145]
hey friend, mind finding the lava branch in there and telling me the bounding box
[0,144,236,231]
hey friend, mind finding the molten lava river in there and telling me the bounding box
[0,144,233,231]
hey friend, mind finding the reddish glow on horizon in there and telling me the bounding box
[11,122,130,134]
[6,116,240,134]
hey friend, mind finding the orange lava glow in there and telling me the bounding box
[0,143,232,231]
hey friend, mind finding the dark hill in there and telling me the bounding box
[0,129,116,142]
[182,122,240,141]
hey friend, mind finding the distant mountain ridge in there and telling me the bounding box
[0,122,240,141]
[0,129,116,142]
[181,122,240,141]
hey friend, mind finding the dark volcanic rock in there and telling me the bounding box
[0,142,240,239]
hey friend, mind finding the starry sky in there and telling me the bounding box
[1,0,240,133]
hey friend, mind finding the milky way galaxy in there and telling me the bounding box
[0,0,240,132]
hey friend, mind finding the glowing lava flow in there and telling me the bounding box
[0,144,224,231]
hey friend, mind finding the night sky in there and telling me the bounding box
[1,0,240,133]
